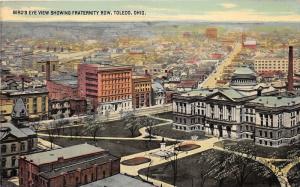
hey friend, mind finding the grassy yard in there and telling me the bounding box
[214,139,300,159]
[154,112,174,120]
[152,124,207,140]
[139,149,280,187]
[42,137,175,157]
[40,116,165,138]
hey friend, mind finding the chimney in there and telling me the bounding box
[46,60,51,81]
[287,46,294,91]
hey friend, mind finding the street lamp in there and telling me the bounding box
[0,127,11,185]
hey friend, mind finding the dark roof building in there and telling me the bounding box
[19,144,120,187]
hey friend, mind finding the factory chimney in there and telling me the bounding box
[287,46,294,91]
[46,60,51,81]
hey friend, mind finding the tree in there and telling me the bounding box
[45,122,56,149]
[123,112,140,137]
[192,150,227,187]
[219,144,276,187]
[84,115,105,142]
[143,117,156,141]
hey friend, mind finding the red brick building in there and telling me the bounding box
[132,75,152,109]
[18,144,120,187]
[46,79,78,100]
[205,28,218,40]
[78,63,133,112]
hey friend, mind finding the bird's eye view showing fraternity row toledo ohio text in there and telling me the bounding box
[0,0,300,187]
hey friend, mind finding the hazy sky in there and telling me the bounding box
[1,0,300,22]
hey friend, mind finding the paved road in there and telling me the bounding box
[201,43,242,88]
[121,138,219,187]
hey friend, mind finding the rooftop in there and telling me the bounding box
[80,63,132,71]
[23,144,105,165]
[1,87,48,96]
[250,96,300,107]
[80,174,155,187]
[0,123,36,139]
[233,66,256,76]
[39,153,118,179]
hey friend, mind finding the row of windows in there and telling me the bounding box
[102,84,131,89]
[101,89,131,95]
[1,143,26,153]
[100,95,131,102]
[2,156,17,167]
[102,72,131,79]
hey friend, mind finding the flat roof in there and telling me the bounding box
[24,144,105,165]
[40,153,118,179]
[80,63,132,71]
[250,96,300,107]
[80,174,155,187]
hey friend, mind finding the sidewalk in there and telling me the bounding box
[120,138,219,187]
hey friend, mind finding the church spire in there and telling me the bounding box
[11,98,29,127]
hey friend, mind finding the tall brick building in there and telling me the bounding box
[132,75,152,109]
[18,144,120,187]
[78,63,133,114]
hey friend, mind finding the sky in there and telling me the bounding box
[1,0,300,22]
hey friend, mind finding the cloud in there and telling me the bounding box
[220,3,237,9]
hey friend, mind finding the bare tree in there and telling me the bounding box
[45,122,56,149]
[219,144,276,187]
[143,117,156,141]
[84,116,105,142]
[123,112,140,137]
[192,150,227,187]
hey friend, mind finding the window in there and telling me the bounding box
[11,144,16,152]
[11,156,16,167]
[259,131,262,137]
[270,132,273,139]
[1,145,7,153]
[21,142,25,151]
[2,158,6,167]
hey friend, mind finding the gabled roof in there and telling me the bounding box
[206,88,246,101]
[0,123,35,140]
[11,98,28,119]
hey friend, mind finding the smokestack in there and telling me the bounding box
[46,60,51,81]
[287,46,294,91]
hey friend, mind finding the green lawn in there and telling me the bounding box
[152,124,207,140]
[42,137,175,157]
[40,116,165,138]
